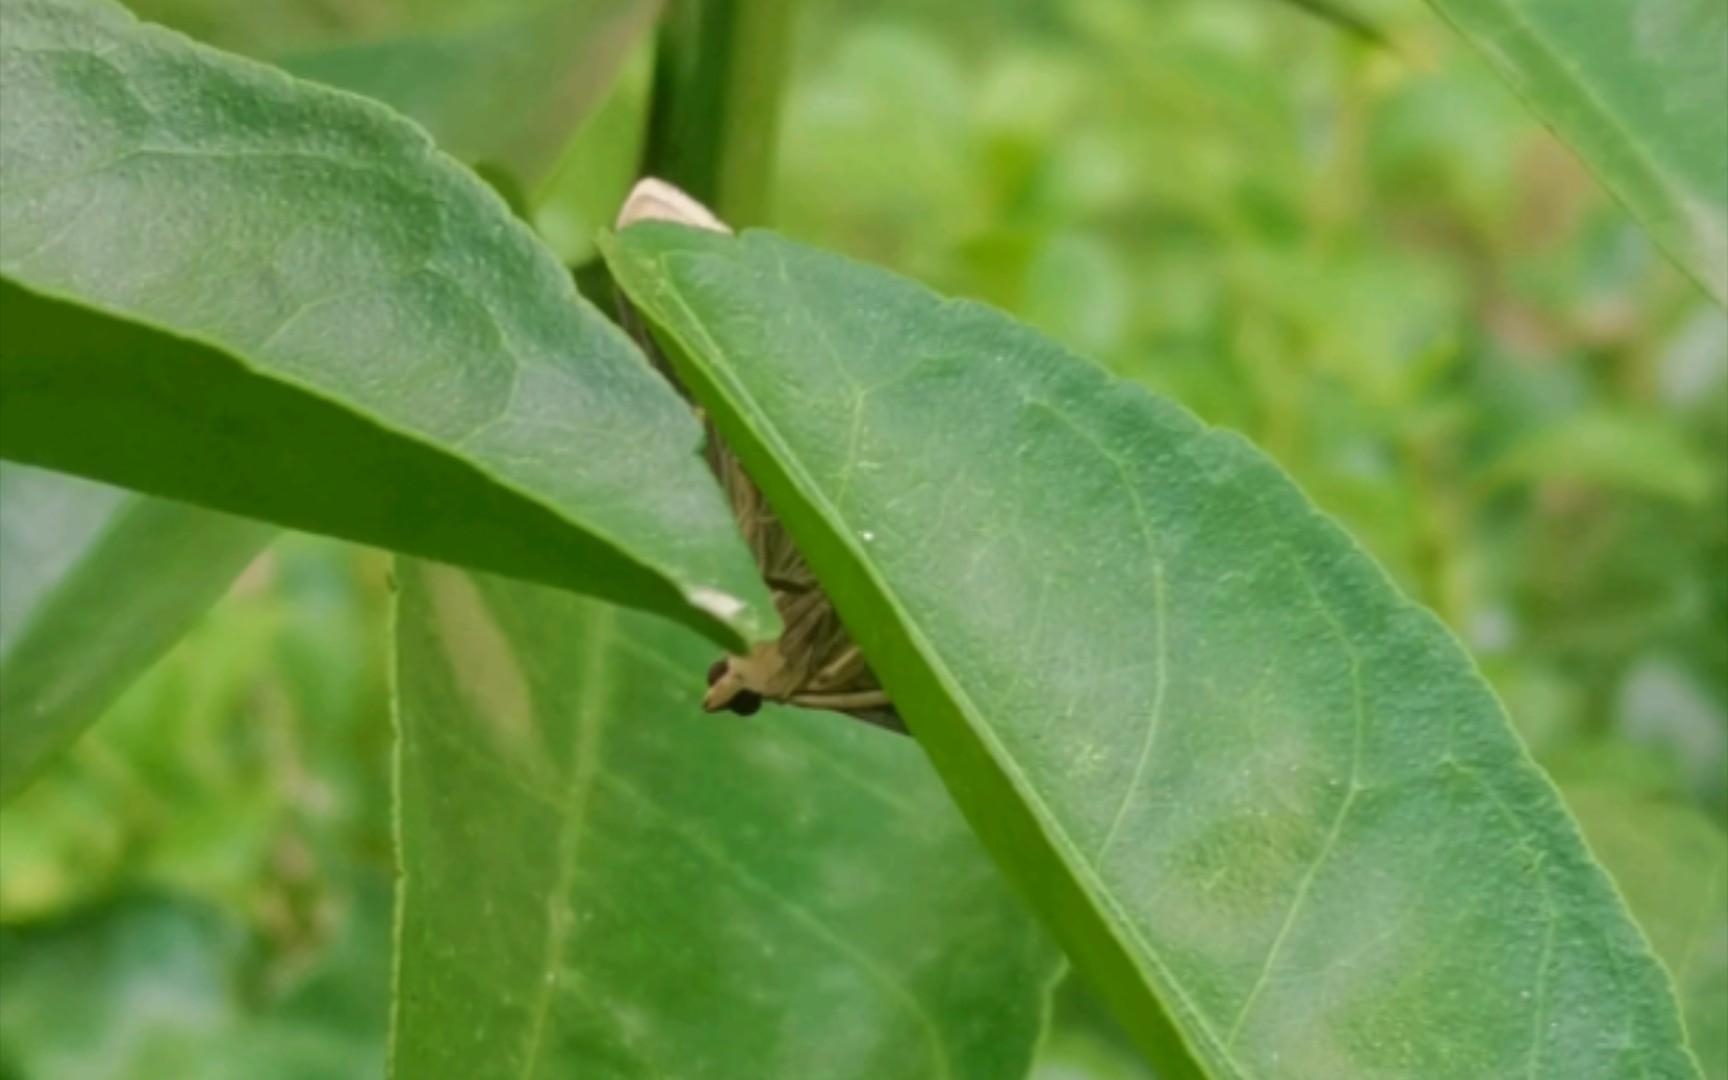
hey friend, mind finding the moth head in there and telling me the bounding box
[704,657,764,716]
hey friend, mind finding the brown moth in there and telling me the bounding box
[614,179,906,735]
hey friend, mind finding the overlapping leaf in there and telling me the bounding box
[604,223,1698,1078]
[0,0,770,646]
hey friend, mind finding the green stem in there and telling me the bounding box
[639,0,799,228]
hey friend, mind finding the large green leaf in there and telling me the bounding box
[392,560,1061,1079]
[0,463,273,801]
[0,0,770,647]
[279,0,658,188]
[603,224,1698,1078]
[1567,787,1728,1079]
[1420,0,1728,303]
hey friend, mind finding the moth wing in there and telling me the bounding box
[710,432,816,590]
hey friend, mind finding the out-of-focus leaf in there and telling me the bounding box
[1616,657,1728,812]
[1264,0,1392,49]
[0,532,394,1059]
[1490,410,1714,503]
[392,560,1060,1079]
[280,0,659,187]
[1022,231,1132,361]
[119,0,451,54]
[123,0,617,51]
[0,895,383,1080]
[1420,0,1728,303]
[605,223,1698,1078]
[0,464,272,802]
[0,0,771,648]
[0,538,382,919]
[1566,787,1728,1079]
[531,41,654,264]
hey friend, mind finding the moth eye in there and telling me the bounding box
[706,659,728,687]
[728,691,763,717]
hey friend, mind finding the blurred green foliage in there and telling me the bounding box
[1,0,1722,1076]
[0,539,393,1078]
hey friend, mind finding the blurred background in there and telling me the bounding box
[2,0,1723,1077]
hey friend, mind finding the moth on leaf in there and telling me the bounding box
[614,179,906,736]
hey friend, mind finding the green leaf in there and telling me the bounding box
[126,0,658,209]
[603,224,1698,1078]
[1420,0,1728,303]
[1264,0,1393,50]
[279,0,659,188]
[392,560,1061,1079]
[0,0,771,647]
[1488,409,1714,504]
[117,0,418,54]
[1566,787,1728,1079]
[0,464,273,801]
[0,0,497,805]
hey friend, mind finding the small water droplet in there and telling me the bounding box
[860,530,875,543]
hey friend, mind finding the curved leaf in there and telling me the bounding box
[1421,0,1728,303]
[392,560,1061,1079]
[0,0,771,646]
[0,463,273,800]
[603,224,1698,1078]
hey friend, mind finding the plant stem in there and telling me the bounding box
[639,0,799,228]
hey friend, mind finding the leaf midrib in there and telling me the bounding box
[518,602,615,1079]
